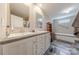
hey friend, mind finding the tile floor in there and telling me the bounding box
[45,40,79,55]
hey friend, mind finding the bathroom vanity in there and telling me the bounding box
[0,31,50,55]
[0,4,51,55]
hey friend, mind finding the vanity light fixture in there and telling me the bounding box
[38,18,42,22]
[37,4,42,7]
[24,3,32,7]
[33,3,42,7]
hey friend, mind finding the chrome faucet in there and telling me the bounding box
[6,25,10,36]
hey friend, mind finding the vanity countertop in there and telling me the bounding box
[0,31,49,44]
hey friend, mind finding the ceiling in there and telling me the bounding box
[10,3,79,19]
[10,3,29,18]
[40,3,79,19]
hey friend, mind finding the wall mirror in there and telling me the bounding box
[10,3,29,34]
[36,12,44,31]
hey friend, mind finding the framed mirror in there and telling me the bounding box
[36,12,43,29]
[10,3,29,34]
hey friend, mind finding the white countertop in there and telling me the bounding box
[0,31,49,44]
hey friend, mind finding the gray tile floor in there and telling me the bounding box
[45,40,79,55]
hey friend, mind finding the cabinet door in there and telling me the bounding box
[42,34,47,53]
[36,34,46,55]
[36,35,43,55]
[3,40,23,55]
[0,45,3,55]
[3,38,34,55]
[22,38,34,55]
[32,37,37,55]
[45,33,51,51]
[41,34,46,54]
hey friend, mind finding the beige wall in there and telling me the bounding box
[0,3,10,38]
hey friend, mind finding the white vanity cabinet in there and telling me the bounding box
[3,40,24,55]
[0,32,50,55]
[36,35,45,55]
[45,33,51,51]
[32,36,37,55]
[36,33,50,55]
[3,37,35,55]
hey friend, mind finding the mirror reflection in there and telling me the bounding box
[10,3,29,34]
